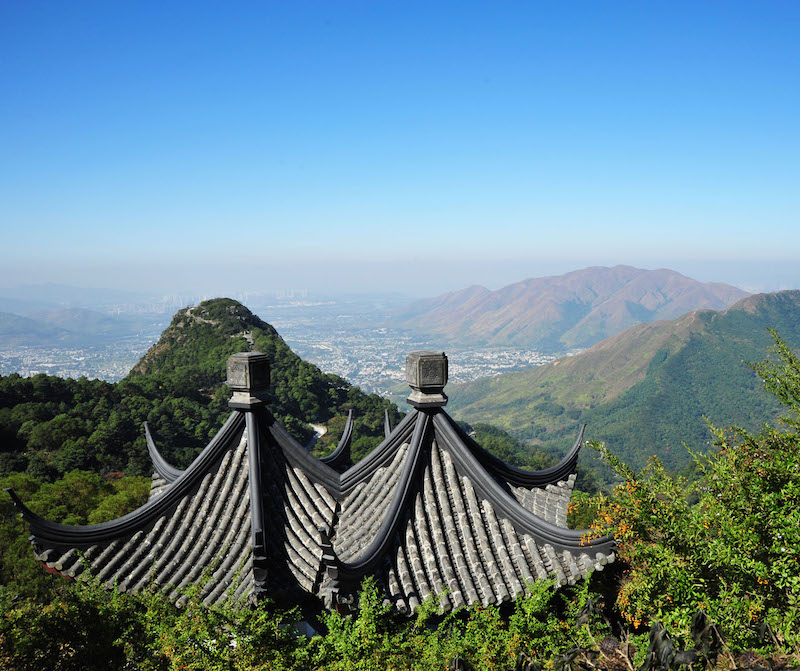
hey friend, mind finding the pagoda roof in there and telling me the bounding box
[7,351,614,614]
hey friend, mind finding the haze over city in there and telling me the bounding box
[1,2,799,297]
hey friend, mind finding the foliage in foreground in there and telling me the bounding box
[3,331,800,669]
[0,571,616,671]
[0,470,151,602]
[2,571,798,671]
[588,329,800,652]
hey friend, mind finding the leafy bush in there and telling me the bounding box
[589,330,800,651]
[0,471,150,603]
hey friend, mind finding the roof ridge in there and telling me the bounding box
[337,410,433,581]
[457,421,586,487]
[433,412,614,553]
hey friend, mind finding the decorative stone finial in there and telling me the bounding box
[227,352,270,409]
[406,351,448,408]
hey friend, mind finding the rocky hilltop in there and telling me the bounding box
[0,298,401,478]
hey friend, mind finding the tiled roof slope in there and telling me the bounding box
[7,351,614,614]
[9,412,256,606]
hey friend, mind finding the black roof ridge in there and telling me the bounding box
[245,410,269,597]
[333,410,612,585]
[456,421,586,487]
[384,408,393,438]
[144,420,185,483]
[338,410,432,580]
[319,409,354,472]
[339,409,418,489]
[274,409,420,499]
[268,419,343,495]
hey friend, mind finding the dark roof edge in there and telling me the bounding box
[269,421,344,495]
[338,410,431,580]
[144,421,184,483]
[339,409,418,489]
[275,408,419,499]
[384,409,393,439]
[456,422,586,487]
[435,412,615,554]
[248,410,269,597]
[319,409,354,470]
[7,411,246,545]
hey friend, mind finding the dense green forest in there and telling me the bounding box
[0,298,403,480]
[1,332,799,669]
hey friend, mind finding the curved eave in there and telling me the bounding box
[274,408,420,499]
[457,421,586,487]
[319,410,354,471]
[334,407,613,591]
[434,412,615,554]
[7,411,246,545]
[268,420,344,495]
[337,410,431,580]
[339,410,418,490]
[144,421,184,483]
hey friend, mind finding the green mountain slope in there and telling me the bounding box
[448,290,800,472]
[0,298,402,479]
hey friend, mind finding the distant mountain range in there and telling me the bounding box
[0,312,77,346]
[0,282,216,318]
[0,308,168,347]
[396,265,750,352]
[448,290,800,473]
[0,283,151,314]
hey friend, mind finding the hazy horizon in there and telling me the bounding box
[1,259,799,305]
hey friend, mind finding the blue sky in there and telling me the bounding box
[1,1,799,296]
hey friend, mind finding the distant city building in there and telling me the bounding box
[8,351,614,614]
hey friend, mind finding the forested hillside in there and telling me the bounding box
[0,298,402,480]
[450,290,800,473]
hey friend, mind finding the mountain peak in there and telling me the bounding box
[398,266,750,351]
[449,288,800,474]
[170,298,266,335]
[128,298,275,378]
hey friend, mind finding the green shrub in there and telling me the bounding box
[589,330,800,652]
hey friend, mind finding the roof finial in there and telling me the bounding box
[226,351,271,409]
[406,351,448,408]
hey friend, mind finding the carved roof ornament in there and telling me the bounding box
[406,351,448,408]
[227,351,270,409]
[6,350,615,615]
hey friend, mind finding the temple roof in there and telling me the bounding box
[7,350,614,614]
